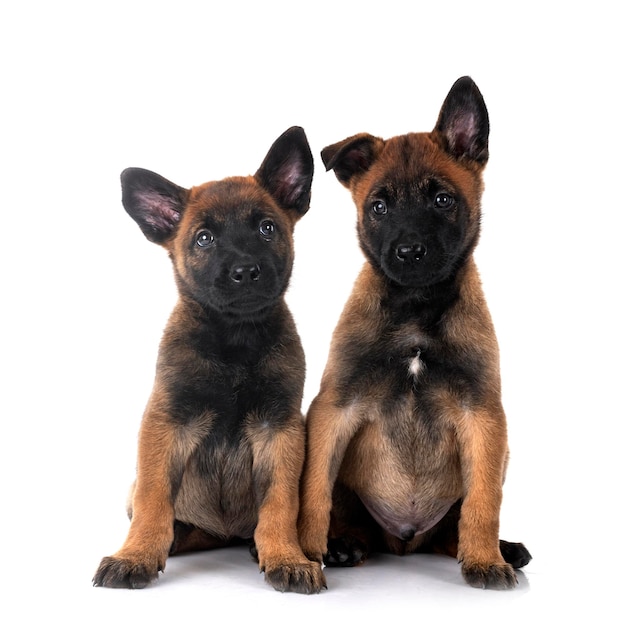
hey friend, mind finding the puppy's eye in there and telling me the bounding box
[435,193,454,209]
[259,219,276,239]
[196,230,215,248]
[372,200,388,215]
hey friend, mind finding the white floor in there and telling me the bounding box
[10,525,603,625]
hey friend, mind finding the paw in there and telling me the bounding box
[263,560,327,594]
[92,555,162,589]
[325,536,368,567]
[499,539,532,569]
[461,561,518,590]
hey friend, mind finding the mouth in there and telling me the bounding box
[214,291,279,316]
[381,251,452,288]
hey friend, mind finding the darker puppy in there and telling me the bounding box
[93,127,326,594]
[299,78,531,590]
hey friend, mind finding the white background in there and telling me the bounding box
[1,1,614,623]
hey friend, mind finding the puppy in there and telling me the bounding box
[93,126,326,594]
[298,78,531,590]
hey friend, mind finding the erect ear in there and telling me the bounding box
[434,76,490,164]
[321,133,385,188]
[254,126,314,216]
[120,168,188,245]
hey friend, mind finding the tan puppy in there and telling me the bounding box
[94,127,325,593]
[299,78,531,590]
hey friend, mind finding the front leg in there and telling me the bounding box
[93,407,183,589]
[456,404,517,589]
[298,392,361,565]
[250,418,326,594]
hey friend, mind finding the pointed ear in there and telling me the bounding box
[321,133,385,187]
[120,168,188,244]
[434,76,490,164]
[254,126,314,216]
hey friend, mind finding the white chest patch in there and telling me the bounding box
[408,349,424,377]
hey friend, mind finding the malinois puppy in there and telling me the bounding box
[298,78,531,590]
[93,126,326,594]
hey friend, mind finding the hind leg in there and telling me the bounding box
[409,501,532,569]
[324,483,381,567]
[499,540,532,569]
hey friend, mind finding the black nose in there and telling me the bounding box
[396,243,427,262]
[230,263,261,283]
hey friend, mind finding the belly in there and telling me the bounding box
[360,492,456,540]
[174,442,257,540]
[338,405,462,540]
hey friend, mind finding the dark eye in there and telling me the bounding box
[435,193,454,209]
[259,219,276,239]
[372,200,388,215]
[196,230,215,248]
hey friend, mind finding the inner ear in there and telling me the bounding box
[321,134,384,187]
[255,126,314,216]
[434,76,489,164]
[121,168,188,244]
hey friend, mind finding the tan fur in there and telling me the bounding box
[298,79,530,590]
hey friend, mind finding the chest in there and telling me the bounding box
[335,318,487,420]
[333,330,470,482]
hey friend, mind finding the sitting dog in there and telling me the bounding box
[93,126,326,594]
[298,78,531,590]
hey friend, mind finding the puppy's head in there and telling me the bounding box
[322,77,489,288]
[120,126,313,318]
